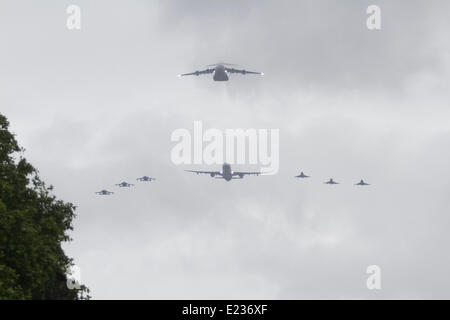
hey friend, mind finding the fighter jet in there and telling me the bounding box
[185,163,261,181]
[295,172,310,178]
[324,178,339,185]
[178,63,264,81]
[96,190,114,195]
[115,181,134,187]
[355,179,370,186]
[136,176,156,182]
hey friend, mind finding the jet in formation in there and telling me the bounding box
[294,171,370,186]
[178,63,264,81]
[295,172,310,178]
[185,163,261,181]
[115,181,135,187]
[96,176,156,195]
[95,190,114,195]
[136,176,156,182]
[355,179,370,186]
[324,178,339,185]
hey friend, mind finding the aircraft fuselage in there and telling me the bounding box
[222,163,233,181]
[213,65,229,81]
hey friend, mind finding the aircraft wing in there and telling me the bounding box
[179,68,214,77]
[185,170,221,176]
[225,67,263,75]
[232,171,261,176]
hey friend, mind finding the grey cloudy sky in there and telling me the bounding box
[1,0,450,299]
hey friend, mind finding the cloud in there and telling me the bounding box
[1,0,450,299]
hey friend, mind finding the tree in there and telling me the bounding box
[0,113,89,299]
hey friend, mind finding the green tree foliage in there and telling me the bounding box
[0,113,89,299]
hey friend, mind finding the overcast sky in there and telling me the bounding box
[1,0,450,299]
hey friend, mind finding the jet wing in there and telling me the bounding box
[232,171,261,176]
[185,170,221,175]
[225,67,263,75]
[179,69,214,77]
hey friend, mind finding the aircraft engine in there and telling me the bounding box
[210,173,216,177]
[238,173,244,178]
